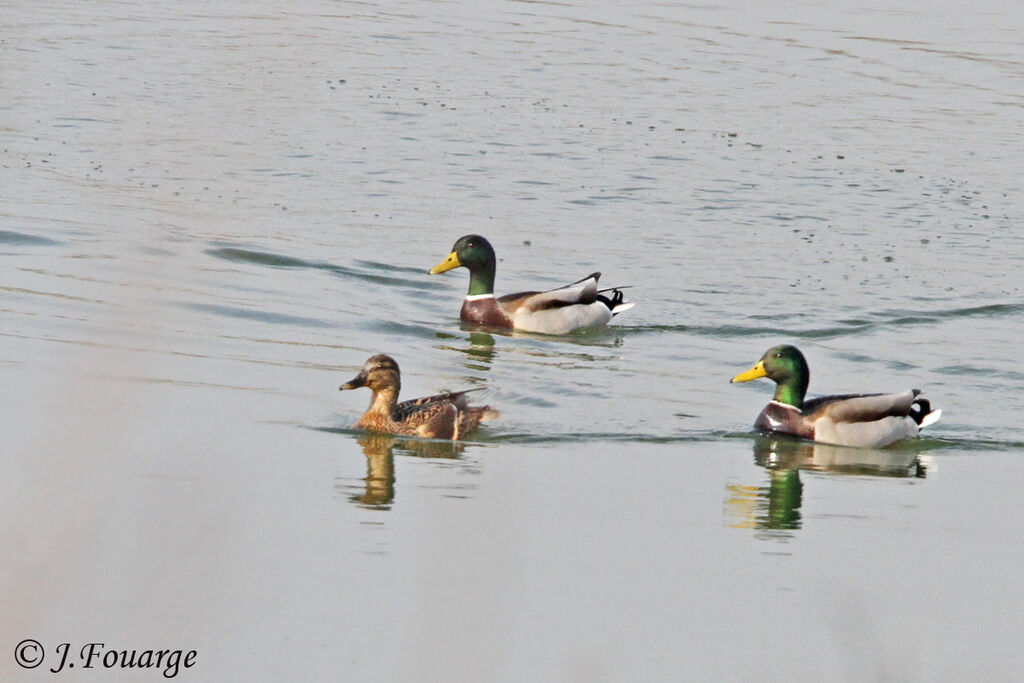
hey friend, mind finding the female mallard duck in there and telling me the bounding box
[428,234,634,334]
[731,345,941,448]
[340,354,499,440]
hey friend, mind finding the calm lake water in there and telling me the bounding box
[3,1,1023,680]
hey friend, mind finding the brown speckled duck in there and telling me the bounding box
[340,354,499,440]
[429,234,634,334]
[731,345,941,448]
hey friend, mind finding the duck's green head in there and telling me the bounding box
[429,234,496,296]
[731,344,809,407]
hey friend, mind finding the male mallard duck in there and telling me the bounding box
[428,234,634,334]
[731,345,941,448]
[340,354,499,440]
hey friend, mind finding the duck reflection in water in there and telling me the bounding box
[345,434,463,509]
[726,435,926,537]
[436,330,498,371]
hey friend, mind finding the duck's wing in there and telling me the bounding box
[498,275,633,313]
[498,273,627,334]
[495,290,542,313]
[394,388,498,440]
[511,272,601,313]
[806,390,928,448]
[805,390,918,423]
[494,273,601,312]
[490,272,633,334]
[408,402,458,440]
[394,388,484,421]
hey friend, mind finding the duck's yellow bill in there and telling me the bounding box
[429,251,461,274]
[731,360,766,383]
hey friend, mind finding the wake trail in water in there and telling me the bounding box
[206,245,439,289]
[622,301,1023,339]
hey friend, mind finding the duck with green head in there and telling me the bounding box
[429,234,633,334]
[731,344,941,448]
[340,354,499,440]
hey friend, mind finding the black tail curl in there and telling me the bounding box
[908,396,933,425]
[597,288,625,311]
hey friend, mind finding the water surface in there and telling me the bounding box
[3,1,1023,680]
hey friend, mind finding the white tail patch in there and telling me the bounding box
[449,403,460,440]
[919,408,942,430]
[611,301,635,315]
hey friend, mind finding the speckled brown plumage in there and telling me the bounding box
[340,354,499,440]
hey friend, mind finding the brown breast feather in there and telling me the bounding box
[754,402,815,440]
[461,296,516,327]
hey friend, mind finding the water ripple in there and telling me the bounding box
[0,230,63,247]
[205,246,432,289]
[360,318,445,340]
[628,301,1023,339]
[185,303,334,328]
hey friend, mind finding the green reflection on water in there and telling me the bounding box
[726,469,803,535]
[436,331,497,372]
[727,435,926,538]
